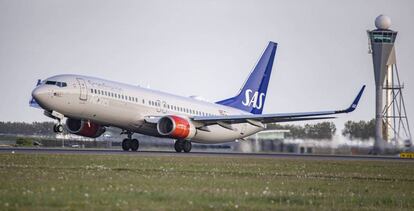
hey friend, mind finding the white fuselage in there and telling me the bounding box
[33,74,263,143]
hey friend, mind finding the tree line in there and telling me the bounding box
[267,122,337,140]
[267,119,375,140]
[0,121,55,136]
[0,120,376,140]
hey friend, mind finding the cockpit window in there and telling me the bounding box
[45,80,67,87]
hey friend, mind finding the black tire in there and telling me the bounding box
[183,141,192,153]
[130,139,139,151]
[174,140,183,152]
[56,124,64,133]
[122,139,131,151]
[53,124,63,133]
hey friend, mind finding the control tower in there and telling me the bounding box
[367,15,412,153]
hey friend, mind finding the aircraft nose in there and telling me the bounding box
[32,86,49,105]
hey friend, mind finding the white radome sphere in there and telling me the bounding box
[375,15,391,30]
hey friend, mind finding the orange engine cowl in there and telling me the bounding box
[157,115,196,139]
[65,118,106,138]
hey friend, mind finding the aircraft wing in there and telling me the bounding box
[191,85,365,127]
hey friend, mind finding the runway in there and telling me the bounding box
[0,147,412,162]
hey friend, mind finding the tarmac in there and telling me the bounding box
[0,147,412,162]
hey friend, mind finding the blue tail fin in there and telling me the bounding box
[216,41,277,114]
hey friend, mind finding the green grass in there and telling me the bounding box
[0,153,413,210]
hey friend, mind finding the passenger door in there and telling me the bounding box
[76,78,88,101]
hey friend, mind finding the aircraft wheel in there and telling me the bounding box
[130,139,139,151]
[174,140,183,152]
[53,124,64,133]
[122,139,131,151]
[183,141,192,153]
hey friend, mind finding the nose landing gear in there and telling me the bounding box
[46,110,65,134]
[53,124,64,133]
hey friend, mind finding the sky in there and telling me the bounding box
[0,0,413,136]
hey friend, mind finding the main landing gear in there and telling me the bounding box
[174,140,192,153]
[122,132,139,152]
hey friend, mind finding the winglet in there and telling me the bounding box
[336,85,366,113]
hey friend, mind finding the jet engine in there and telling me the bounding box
[157,115,196,139]
[65,118,106,138]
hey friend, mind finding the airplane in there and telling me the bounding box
[30,41,365,153]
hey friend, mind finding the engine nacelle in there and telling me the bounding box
[65,118,106,138]
[157,115,196,139]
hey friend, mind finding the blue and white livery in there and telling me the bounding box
[30,41,365,152]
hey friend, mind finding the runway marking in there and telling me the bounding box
[400,152,414,159]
